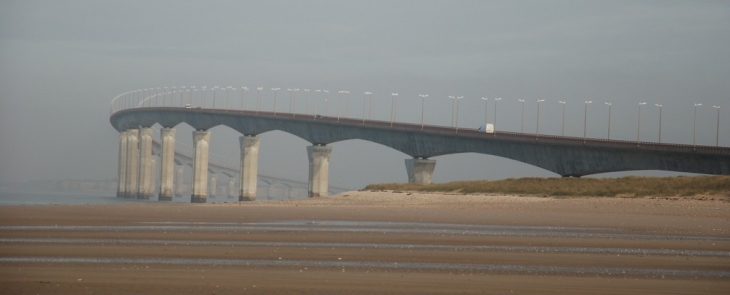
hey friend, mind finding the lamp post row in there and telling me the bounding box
[115,88,723,146]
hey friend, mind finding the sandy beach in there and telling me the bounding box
[1,191,729,294]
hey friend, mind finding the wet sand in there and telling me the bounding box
[1,191,729,294]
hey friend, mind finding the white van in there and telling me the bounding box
[478,124,495,134]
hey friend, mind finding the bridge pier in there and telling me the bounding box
[124,129,140,199]
[158,128,176,201]
[137,127,154,200]
[228,177,236,199]
[191,130,211,203]
[175,164,183,198]
[117,131,128,198]
[209,173,217,198]
[405,158,436,184]
[239,136,260,201]
[307,145,332,197]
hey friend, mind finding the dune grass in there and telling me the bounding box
[364,176,730,198]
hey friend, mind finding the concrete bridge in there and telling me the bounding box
[110,89,730,203]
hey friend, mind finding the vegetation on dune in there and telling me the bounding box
[363,176,730,198]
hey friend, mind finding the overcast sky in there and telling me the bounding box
[1,0,728,189]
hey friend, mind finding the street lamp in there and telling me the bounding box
[558,101,566,136]
[605,102,612,139]
[518,99,526,133]
[693,103,703,145]
[200,86,207,108]
[338,91,348,121]
[655,104,663,143]
[391,93,398,127]
[303,89,310,115]
[493,98,502,135]
[713,106,721,146]
[481,97,488,130]
[323,90,330,116]
[363,92,372,123]
[224,86,235,112]
[189,86,195,107]
[314,90,321,117]
[637,102,647,144]
[256,87,263,114]
[240,87,249,110]
[288,88,299,117]
[420,94,429,129]
[584,101,593,140]
[271,87,281,115]
[179,86,186,107]
[367,91,373,120]
[449,96,456,127]
[455,96,463,132]
[536,99,545,137]
[212,86,220,109]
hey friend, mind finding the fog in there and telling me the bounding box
[1,0,728,189]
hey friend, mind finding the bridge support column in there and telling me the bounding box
[137,127,154,200]
[191,130,211,203]
[158,128,176,201]
[307,145,332,198]
[239,136,260,201]
[405,158,436,184]
[124,129,140,199]
[117,131,128,198]
[209,173,217,198]
[228,177,236,199]
[175,164,184,198]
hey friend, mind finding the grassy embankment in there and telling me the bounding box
[364,176,730,198]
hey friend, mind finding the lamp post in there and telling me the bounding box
[179,86,186,107]
[655,104,662,143]
[481,97,488,130]
[323,90,330,116]
[342,91,350,118]
[200,86,206,108]
[518,99,525,133]
[189,86,195,107]
[536,99,545,137]
[637,102,647,144]
[584,101,593,140]
[693,103,703,146]
[605,102,612,139]
[455,96,463,132]
[493,98,501,135]
[364,92,372,123]
[391,93,398,127]
[558,101,566,136]
[713,106,721,146]
[224,86,235,112]
[288,88,299,117]
[314,90,321,117]
[256,87,263,114]
[420,94,429,129]
[337,91,347,122]
[211,86,219,109]
[240,87,248,110]
[271,87,281,115]
[367,91,373,120]
[303,89,310,114]
[449,96,456,127]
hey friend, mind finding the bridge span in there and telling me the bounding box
[110,91,730,203]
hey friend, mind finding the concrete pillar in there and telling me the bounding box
[158,128,176,201]
[125,129,140,199]
[117,131,128,198]
[191,130,210,203]
[175,164,184,198]
[307,145,332,197]
[239,136,261,201]
[150,157,157,197]
[405,158,436,184]
[228,177,236,199]
[137,127,154,200]
[209,173,217,198]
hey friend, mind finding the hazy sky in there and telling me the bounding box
[1,0,729,189]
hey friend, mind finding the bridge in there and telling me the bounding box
[110,88,730,203]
